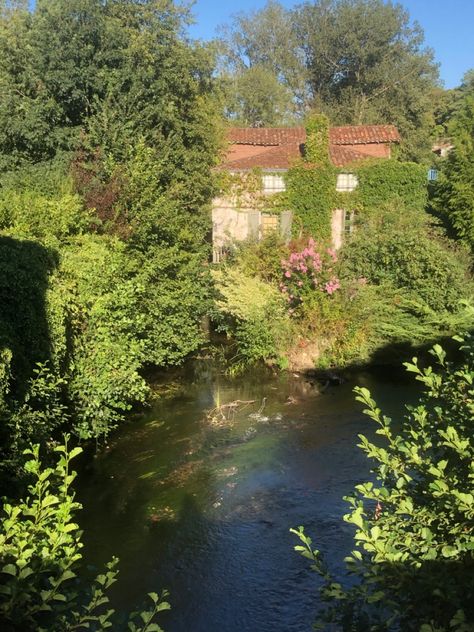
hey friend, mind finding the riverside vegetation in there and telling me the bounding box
[0,1,473,630]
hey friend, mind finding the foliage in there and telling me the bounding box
[0,0,220,451]
[339,228,472,313]
[305,113,331,166]
[0,0,219,170]
[218,0,439,160]
[0,437,170,631]
[212,265,293,369]
[232,231,289,283]
[292,337,474,631]
[433,84,474,252]
[355,160,428,214]
[217,0,307,119]
[284,164,335,239]
[280,238,340,313]
[221,64,295,126]
[296,0,439,161]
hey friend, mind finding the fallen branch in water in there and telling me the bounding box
[206,399,256,425]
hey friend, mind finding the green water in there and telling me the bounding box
[78,362,415,631]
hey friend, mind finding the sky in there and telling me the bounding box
[188,0,474,89]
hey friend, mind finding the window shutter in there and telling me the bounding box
[280,210,292,241]
[248,211,260,240]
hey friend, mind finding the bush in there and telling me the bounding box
[0,438,169,631]
[339,229,472,313]
[292,337,474,631]
[212,266,293,369]
[356,159,428,214]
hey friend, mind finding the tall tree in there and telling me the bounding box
[218,0,308,122]
[219,0,439,160]
[433,71,474,252]
[294,0,439,160]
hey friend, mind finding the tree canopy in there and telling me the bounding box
[218,0,440,159]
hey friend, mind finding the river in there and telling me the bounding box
[77,361,416,632]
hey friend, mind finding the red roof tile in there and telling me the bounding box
[223,124,400,169]
[329,125,400,145]
[223,144,301,170]
[329,145,374,167]
[227,127,305,146]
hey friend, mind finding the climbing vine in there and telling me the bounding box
[355,159,428,212]
[284,113,335,239]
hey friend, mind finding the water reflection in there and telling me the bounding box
[78,363,416,632]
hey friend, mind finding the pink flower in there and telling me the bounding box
[327,248,338,262]
[324,277,341,295]
[285,270,291,278]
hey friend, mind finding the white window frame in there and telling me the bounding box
[343,209,356,236]
[262,173,286,194]
[336,173,358,192]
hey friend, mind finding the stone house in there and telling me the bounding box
[212,124,400,261]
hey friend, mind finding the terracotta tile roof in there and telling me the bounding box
[329,125,401,145]
[227,127,305,146]
[223,144,302,170]
[329,145,373,167]
[223,124,400,170]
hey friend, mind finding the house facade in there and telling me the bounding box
[212,124,400,261]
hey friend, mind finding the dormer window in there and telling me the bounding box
[336,173,358,192]
[262,173,286,194]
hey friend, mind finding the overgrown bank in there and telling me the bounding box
[0,0,221,470]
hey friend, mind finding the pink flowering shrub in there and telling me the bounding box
[279,238,340,312]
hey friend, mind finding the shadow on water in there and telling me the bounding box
[77,363,420,632]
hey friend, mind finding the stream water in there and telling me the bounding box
[78,362,416,632]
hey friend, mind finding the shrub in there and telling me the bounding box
[0,438,169,631]
[292,337,474,631]
[280,238,340,313]
[339,229,472,313]
[212,266,293,369]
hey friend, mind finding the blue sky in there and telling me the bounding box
[188,0,474,89]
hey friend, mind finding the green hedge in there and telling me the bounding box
[356,159,428,212]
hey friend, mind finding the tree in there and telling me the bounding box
[293,0,439,161]
[433,75,474,252]
[222,65,295,126]
[218,0,308,121]
[292,337,474,631]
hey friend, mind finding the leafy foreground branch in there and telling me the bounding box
[0,437,169,631]
[292,336,474,631]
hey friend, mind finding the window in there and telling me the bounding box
[262,174,286,194]
[344,210,356,236]
[261,213,280,236]
[336,173,358,192]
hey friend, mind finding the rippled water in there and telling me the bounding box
[77,362,415,632]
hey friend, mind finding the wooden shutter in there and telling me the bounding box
[280,210,292,241]
[247,211,260,240]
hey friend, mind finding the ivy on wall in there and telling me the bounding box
[218,113,428,243]
[285,164,335,239]
[218,168,285,213]
[284,113,335,239]
[304,113,331,166]
[355,159,428,212]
